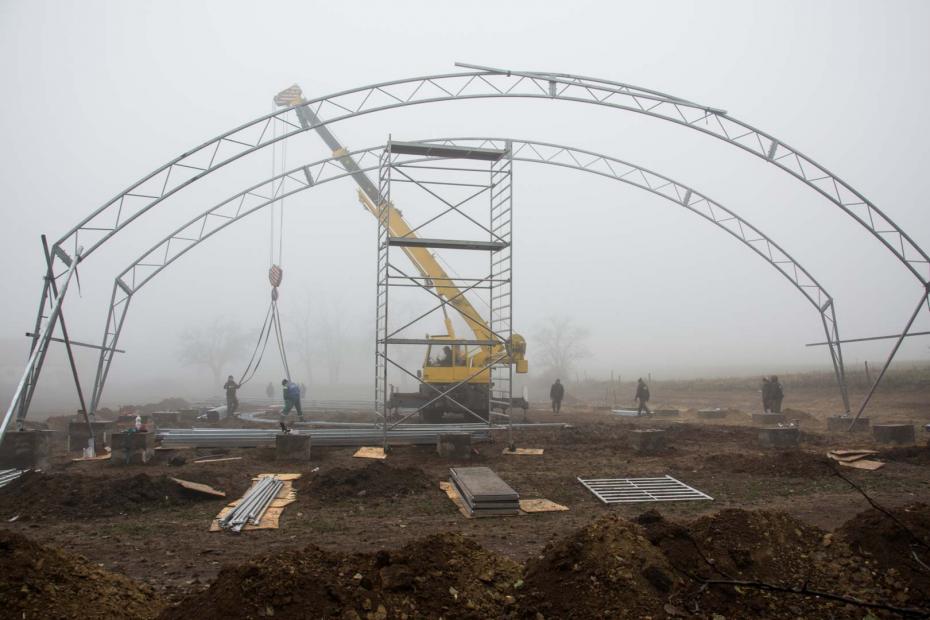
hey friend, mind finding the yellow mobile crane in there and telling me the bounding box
[275,85,528,421]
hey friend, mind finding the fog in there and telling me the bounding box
[1,0,928,415]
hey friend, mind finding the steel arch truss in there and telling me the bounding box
[89,138,850,415]
[50,65,929,290]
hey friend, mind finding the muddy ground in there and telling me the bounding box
[1,382,929,618]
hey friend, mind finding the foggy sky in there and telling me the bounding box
[1,0,928,412]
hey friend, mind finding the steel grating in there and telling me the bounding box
[577,475,713,504]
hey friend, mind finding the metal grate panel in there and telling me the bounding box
[578,475,713,504]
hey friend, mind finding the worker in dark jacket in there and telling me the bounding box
[635,378,651,416]
[281,378,304,422]
[769,375,784,413]
[550,379,565,414]
[223,375,240,417]
[761,377,772,412]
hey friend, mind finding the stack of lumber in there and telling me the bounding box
[449,467,520,516]
[827,449,884,470]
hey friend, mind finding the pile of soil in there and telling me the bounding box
[519,514,676,618]
[160,532,521,620]
[880,445,930,465]
[837,502,930,606]
[307,462,433,501]
[781,407,816,422]
[0,472,221,520]
[0,529,164,619]
[703,451,833,477]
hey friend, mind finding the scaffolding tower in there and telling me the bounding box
[375,140,514,448]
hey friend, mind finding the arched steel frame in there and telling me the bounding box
[88,137,850,416]
[13,64,926,432]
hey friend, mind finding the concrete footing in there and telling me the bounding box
[872,424,915,445]
[437,433,472,459]
[68,421,114,452]
[110,431,155,464]
[630,429,667,454]
[758,426,800,449]
[276,433,311,460]
[0,430,53,469]
[752,413,786,425]
[697,409,727,420]
[827,416,870,432]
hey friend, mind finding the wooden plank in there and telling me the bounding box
[503,448,544,455]
[193,456,242,464]
[519,498,569,513]
[353,447,387,460]
[829,449,878,457]
[439,481,473,519]
[827,450,880,463]
[170,477,226,498]
[837,459,885,471]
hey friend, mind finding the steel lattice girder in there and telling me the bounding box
[48,64,930,289]
[88,137,850,414]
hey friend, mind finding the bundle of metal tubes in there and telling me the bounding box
[0,469,26,489]
[218,475,283,533]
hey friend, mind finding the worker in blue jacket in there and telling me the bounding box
[281,378,305,422]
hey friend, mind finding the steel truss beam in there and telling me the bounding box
[88,138,850,415]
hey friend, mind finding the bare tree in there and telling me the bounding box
[534,315,590,381]
[177,318,249,386]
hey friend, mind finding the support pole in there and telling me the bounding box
[847,287,929,431]
[1,247,83,443]
[820,302,850,414]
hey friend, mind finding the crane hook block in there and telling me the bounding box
[268,265,283,288]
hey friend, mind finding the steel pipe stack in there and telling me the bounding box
[158,426,497,448]
[0,468,26,489]
[218,476,283,532]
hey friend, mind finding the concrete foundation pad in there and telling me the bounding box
[68,421,114,452]
[276,433,311,460]
[752,413,786,425]
[872,424,915,445]
[827,416,870,432]
[697,409,727,419]
[111,431,156,464]
[630,429,667,453]
[0,430,53,469]
[758,426,799,449]
[437,433,472,459]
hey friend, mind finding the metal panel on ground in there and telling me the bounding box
[577,475,713,504]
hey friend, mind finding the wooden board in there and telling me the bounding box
[353,447,387,460]
[193,456,242,464]
[71,452,111,462]
[503,448,544,455]
[210,478,297,532]
[837,459,885,471]
[170,477,226,498]
[827,450,880,463]
[439,480,474,519]
[519,498,568,513]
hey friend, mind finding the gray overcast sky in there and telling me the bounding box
[1,0,928,411]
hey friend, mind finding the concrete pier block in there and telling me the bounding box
[697,409,727,420]
[437,433,472,459]
[630,429,667,454]
[758,426,800,449]
[827,416,870,432]
[110,431,155,464]
[276,433,311,460]
[0,430,53,469]
[872,424,915,445]
[68,421,114,452]
[752,413,786,425]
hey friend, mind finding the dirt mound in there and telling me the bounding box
[307,462,433,501]
[880,445,930,465]
[782,407,816,422]
[161,532,521,620]
[519,514,676,619]
[837,502,930,606]
[703,451,833,477]
[0,471,221,520]
[0,529,164,619]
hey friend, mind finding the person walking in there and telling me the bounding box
[281,378,305,422]
[761,377,772,413]
[223,375,240,417]
[634,378,651,416]
[549,378,565,414]
[769,375,784,413]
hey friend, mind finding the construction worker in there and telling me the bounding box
[549,378,565,414]
[761,377,772,412]
[635,378,651,416]
[281,378,304,422]
[224,375,240,417]
[437,346,453,366]
[769,375,784,413]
